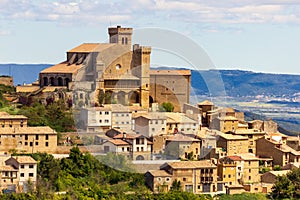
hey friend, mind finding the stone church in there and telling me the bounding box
[39,26,191,111]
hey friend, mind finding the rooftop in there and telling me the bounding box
[147,170,171,177]
[166,133,200,142]
[218,132,248,140]
[0,126,56,134]
[41,61,83,74]
[150,70,191,76]
[266,170,290,176]
[165,112,197,124]
[0,112,27,119]
[239,153,260,161]
[163,160,216,169]
[67,43,100,53]
[198,100,214,106]
[12,156,37,164]
[226,155,243,161]
[107,139,130,146]
[0,165,17,171]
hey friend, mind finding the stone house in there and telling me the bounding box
[133,112,167,137]
[101,128,152,160]
[145,160,222,194]
[216,132,248,157]
[3,156,37,193]
[0,112,57,154]
[256,137,300,166]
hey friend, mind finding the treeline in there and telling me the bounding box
[16,100,75,132]
[0,147,214,199]
[0,147,269,200]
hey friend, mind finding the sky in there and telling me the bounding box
[0,0,300,74]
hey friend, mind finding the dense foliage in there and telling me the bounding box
[9,100,75,133]
[271,167,300,199]
[160,102,174,112]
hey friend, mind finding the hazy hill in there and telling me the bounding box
[0,64,51,85]
[191,69,300,97]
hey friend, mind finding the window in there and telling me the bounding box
[30,142,33,147]
[45,134,49,140]
[249,169,251,173]
[29,173,34,177]
[45,142,49,147]
[25,135,28,140]
[25,142,28,146]
[99,120,102,123]
[105,111,109,115]
[141,147,144,152]
[20,173,24,177]
[12,135,15,138]
[79,93,83,99]
[36,135,39,140]
[183,178,186,181]
[228,175,231,178]
[122,147,124,152]
[165,177,170,182]
[137,147,139,152]
[29,165,34,169]
[249,176,251,180]
[152,128,155,132]
[105,119,109,123]
[35,142,38,146]
[99,111,102,115]
[20,165,24,169]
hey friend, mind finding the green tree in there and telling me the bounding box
[271,175,295,199]
[160,102,174,112]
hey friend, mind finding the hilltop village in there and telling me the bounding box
[0,26,299,198]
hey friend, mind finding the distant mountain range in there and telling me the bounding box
[1,64,300,98]
[0,64,52,85]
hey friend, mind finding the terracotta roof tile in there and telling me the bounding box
[147,170,171,177]
[13,156,37,164]
[150,70,191,76]
[0,165,17,171]
[41,61,83,74]
[108,139,130,146]
[0,126,56,134]
[164,160,216,169]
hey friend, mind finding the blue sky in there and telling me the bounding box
[0,0,300,74]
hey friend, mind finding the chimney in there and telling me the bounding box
[123,132,127,140]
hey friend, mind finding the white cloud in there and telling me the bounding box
[0,0,300,26]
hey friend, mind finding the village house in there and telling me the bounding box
[219,153,260,185]
[256,136,300,166]
[230,129,266,154]
[0,156,37,193]
[133,112,167,137]
[165,112,199,135]
[145,160,223,194]
[0,112,57,154]
[216,132,249,157]
[164,133,201,160]
[100,128,152,160]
